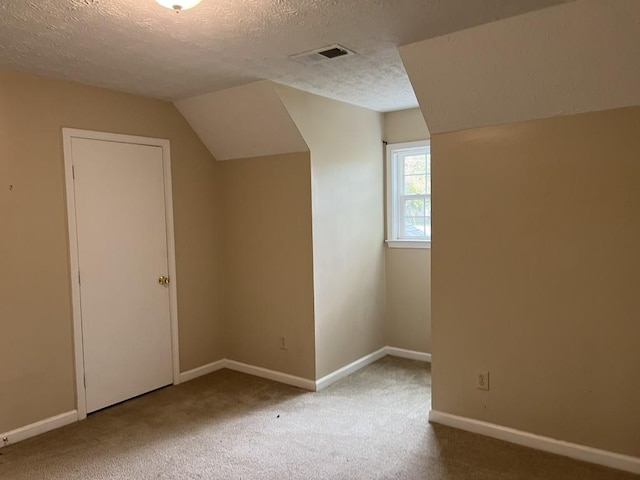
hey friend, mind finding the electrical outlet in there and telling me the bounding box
[279,336,287,350]
[477,371,489,391]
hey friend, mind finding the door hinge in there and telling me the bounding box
[78,271,81,285]
[72,165,75,179]
[83,374,86,388]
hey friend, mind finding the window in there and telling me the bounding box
[386,141,431,248]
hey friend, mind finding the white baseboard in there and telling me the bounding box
[0,349,429,449]
[178,347,431,391]
[315,347,388,391]
[178,359,225,383]
[429,410,640,475]
[315,346,431,391]
[385,346,431,363]
[225,359,316,391]
[0,410,78,449]
[180,358,315,391]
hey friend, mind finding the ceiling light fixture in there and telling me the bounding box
[155,0,202,13]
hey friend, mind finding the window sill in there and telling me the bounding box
[385,240,431,249]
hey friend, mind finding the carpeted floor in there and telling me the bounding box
[0,357,637,479]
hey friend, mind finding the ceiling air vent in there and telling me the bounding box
[290,45,356,65]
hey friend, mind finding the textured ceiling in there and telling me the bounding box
[0,0,571,112]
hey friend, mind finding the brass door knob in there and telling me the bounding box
[158,275,170,286]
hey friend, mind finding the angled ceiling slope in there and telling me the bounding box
[175,81,308,161]
[1,0,570,113]
[400,0,640,134]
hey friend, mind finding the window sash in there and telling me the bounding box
[398,194,430,240]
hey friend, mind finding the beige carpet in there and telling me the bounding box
[0,357,636,479]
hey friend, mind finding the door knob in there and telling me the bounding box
[158,275,170,286]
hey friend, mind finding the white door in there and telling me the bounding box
[70,137,174,413]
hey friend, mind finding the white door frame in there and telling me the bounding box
[62,128,180,420]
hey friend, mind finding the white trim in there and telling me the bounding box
[225,360,316,391]
[0,411,78,449]
[385,140,431,244]
[161,140,181,386]
[386,240,431,249]
[385,347,431,362]
[0,351,431,448]
[63,131,86,419]
[178,347,431,390]
[385,140,430,150]
[62,128,180,420]
[179,359,226,383]
[315,347,388,391]
[429,410,640,475]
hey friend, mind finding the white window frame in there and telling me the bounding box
[386,140,431,249]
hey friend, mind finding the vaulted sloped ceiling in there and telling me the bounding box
[175,80,308,161]
[400,0,640,134]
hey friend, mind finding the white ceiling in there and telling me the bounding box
[0,0,571,112]
[176,81,308,161]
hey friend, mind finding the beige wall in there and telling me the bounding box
[383,108,431,353]
[277,85,386,378]
[432,107,640,457]
[220,152,316,379]
[384,108,430,143]
[385,249,431,353]
[0,70,224,433]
